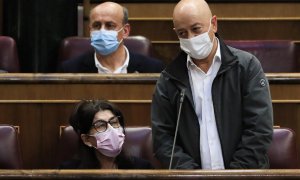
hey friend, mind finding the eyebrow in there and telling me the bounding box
[175,22,203,31]
[191,23,204,27]
[91,20,116,26]
[94,116,116,123]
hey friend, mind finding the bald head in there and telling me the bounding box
[173,0,212,29]
[90,2,128,29]
[173,0,217,39]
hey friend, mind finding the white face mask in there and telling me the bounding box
[179,19,214,60]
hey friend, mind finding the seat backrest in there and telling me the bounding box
[122,126,161,168]
[58,35,153,64]
[268,127,299,169]
[0,125,23,169]
[56,126,80,168]
[0,36,20,72]
[225,40,298,73]
[56,126,161,168]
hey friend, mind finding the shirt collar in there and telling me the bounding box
[94,46,130,73]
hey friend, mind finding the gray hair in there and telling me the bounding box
[122,6,129,24]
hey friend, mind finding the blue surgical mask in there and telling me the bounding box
[90,28,123,55]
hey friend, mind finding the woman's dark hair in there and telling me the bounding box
[68,100,127,168]
[70,99,125,134]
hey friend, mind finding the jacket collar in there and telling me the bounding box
[163,34,238,104]
[82,51,98,72]
[216,33,238,74]
[164,33,238,84]
[127,52,141,73]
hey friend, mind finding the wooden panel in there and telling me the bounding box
[217,19,300,40]
[129,18,300,41]
[0,169,300,179]
[0,74,300,168]
[83,2,300,40]
[209,3,300,17]
[270,84,300,100]
[87,3,300,18]
[151,41,300,66]
[273,103,300,131]
[83,18,300,40]
[0,84,155,100]
[40,104,74,168]
[152,42,180,65]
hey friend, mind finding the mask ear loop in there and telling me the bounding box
[82,134,96,149]
[117,27,125,44]
[207,17,212,33]
[117,27,124,33]
[208,17,216,44]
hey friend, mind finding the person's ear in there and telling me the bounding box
[122,23,131,38]
[173,27,178,36]
[81,134,93,147]
[211,15,218,33]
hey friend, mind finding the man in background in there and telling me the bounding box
[58,1,164,73]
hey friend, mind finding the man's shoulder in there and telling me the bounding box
[62,51,94,66]
[226,46,262,69]
[128,51,165,73]
[223,45,266,80]
[57,51,95,73]
[129,51,162,64]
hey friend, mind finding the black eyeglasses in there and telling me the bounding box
[92,116,121,133]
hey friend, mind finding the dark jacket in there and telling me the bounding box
[151,35,273,169]
[57,50,165,73]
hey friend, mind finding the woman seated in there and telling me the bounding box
[60,99,153,169]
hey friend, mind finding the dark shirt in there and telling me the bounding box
[59,156,153,169]
[57,50,165,73]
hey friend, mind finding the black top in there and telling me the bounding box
[57,50,165,73]
[59,156,153,169]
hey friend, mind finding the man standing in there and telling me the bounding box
[151,0,273,169]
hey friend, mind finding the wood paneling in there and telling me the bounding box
[152,41,180,65]
[88,3,300,18]
[0,169,300,179]
[83,2,300,39]
[124,18,300,41]
[151,41,300,66]
[0,73,300,168]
